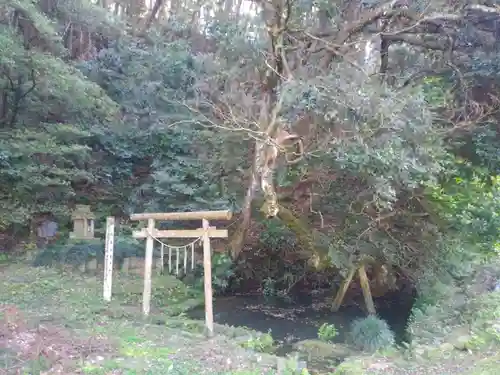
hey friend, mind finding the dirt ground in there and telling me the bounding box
[0,262,498,375]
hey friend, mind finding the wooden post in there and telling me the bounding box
[358,265,376,314]
[183,247,187,274]
[176,248,179,275]
[103,217,115,302]
[202,219,214,337]
[191,243,195,270]
[168,246,172,274]
[331,265,356,312]
[142,218,155,316]
[160,243,164,274]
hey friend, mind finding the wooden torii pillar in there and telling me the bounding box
[129,210,232,337]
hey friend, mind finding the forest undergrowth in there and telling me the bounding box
[0,262,281,374]
[0,260,499,375]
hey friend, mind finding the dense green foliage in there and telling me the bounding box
[0,0,231,238]
[0,0,498,351]
[0,0,499,374]
[79,39,230,215]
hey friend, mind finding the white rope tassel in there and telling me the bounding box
[142,231,202,276]
[176,247,179,275]
[191,242,195,270]
[183,246,187,274]
[160,243,164,274]
[168,246,172,274]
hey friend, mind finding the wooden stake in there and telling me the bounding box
[191,243,195,270]
[142,218,155,316]
[331,266,356,312]
[160,243,164,274]
[183,246,187,274]
[168,246,172,274]
[103,217,115,302]
[176,248,179,275]
[202,219,214,337]
[358,265,376,314]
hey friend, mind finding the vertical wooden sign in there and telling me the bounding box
[103,217,115,302]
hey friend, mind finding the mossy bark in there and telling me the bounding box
[228,220,248,260]
[263,203,331,270]
[229,170,260,260]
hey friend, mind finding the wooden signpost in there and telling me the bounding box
[128,210,232,337]
[103,217,115,302]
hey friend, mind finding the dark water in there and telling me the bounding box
[186,292,412,351]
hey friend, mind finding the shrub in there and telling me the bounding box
[259,219,297,249]
[240,330,276,353]
[350,315,395,353]
[317,323,338,342]
[262,277,277,297]
[407,261,500,346]
[465,290,500,345]
[190,253,236,295]
[33,236,143,268]
[33,240,103,267]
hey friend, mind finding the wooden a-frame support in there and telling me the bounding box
[104,210,232,338]
[331,263,376,315]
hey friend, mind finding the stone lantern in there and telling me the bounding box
[70,205,95,239]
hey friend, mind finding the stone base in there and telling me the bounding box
[121,257,165,276]
[121,257,145,276]
[69,232,95,240]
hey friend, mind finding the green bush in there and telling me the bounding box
[240,330,276,353]
[259,219,297,249]
[33,236,143,268]
[407,261,500,346]
[33,240,103,267]
[350,315,395,353]
[317,323,338,342]
[190,253,236,295]
[465,291,500,345]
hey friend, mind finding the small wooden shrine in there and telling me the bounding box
[70,205,95,239]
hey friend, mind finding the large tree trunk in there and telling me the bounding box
[228,169,259,260]
[228,0,289,259]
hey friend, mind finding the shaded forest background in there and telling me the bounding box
[0,0,499,308]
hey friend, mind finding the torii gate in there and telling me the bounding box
[103,210,232,337]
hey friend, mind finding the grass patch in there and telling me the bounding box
[1,263,203,324]
[0,262,281,374]
[468,354,500,375]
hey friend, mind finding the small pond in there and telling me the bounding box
[186,291,412,355]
